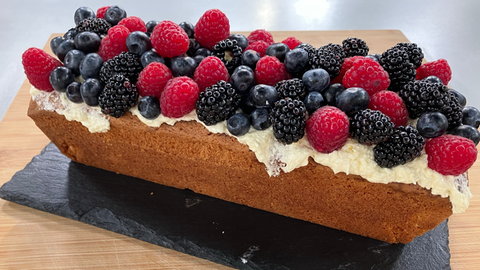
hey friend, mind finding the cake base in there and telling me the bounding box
[0,143,451,270]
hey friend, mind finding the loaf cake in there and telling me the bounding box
[23,6,477,244]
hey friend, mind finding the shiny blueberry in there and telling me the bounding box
[187,38,201,56]
[462,106,480,128]
[138,96,161,119]
[250,108,272,130]
[241,50,261,70]
[74,6,95,25]
[450,88,466,108]
[284,48,308,74]
[239,96,256,115]
[80,78,103,106]
[304,91,326,114]
[50,36,64,55]
[423,75,444,84]
[366,53,381,62]
[74,31,101,53]
[79,53,103,79]
[450,125,480,145]
[193,55,205,67]
[66,82,84,103]
[49,66,76,92]
[322,83,345,106]
[230,65,255,96]
[416,112,448,138]
[126,31,152,55]
[105,5,127,25]
[336,87,370,116]
[56,39,76,62]
[145,20,159,35]
[195,47,212,57]
[302,68,330,92]
[228,33,249,51]
[64,49,86,76]
[179,21,195,38]
[170,56,197,77]
[249,84,278,109]
[265,43,290,62]
[63,28,77,40]
[140,50,165,67]
[227,113,251,136]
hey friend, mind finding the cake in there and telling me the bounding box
[23,6,478,244]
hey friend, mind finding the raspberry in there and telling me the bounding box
[255,56,287,86]
[160,77,201,118]
[21,47,63,92]
[193,56,230,91]
[117,16,147,32]
[137,62,173,99]
[247,29,274,45]
[194,9,230,50]
[306,106,350,153]
[244,40,270,57]
[281,36,302,50]
[368,90,408,127]
[150,20,189,58]
[96,6,110,19]
[330,55,364,84]
[425,134,477,175]
[342,57,390,96]
[98,25,130,61]
[416,59,452,85]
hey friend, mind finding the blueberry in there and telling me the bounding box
[336,87,370,116]
[241,50,261,70]
[265,43,290,62]
[366,53,381,62]
[66,82,84,103]
[63,28,77,40]
[230,65,255,96]
[304,91,326,114]
[74,6,95,25]
[302,68,330,92]
[193,55,205,67]
[450,125,480,145]
[179,21,195,38]
[105,5,127,25]
[462,106,480,128]
[138,96,161,119]
[284,48,308,74]
[170,56,197,77]
[50,36,64,55]
[249,84,278,109]
[79,53,103,79]
[423,75,443,84]
[187,38,201,56]
[80,78,103,106]
[140,50,165,67]
[195,47,212,57]
[416,112,448,138]
[239,96,256,115]
[227,113,250,136]
[250,108,272,130]
[49,67,76,92]
[322,83,345,106]
[64,49,86,76]
[228,33,249,51]
[450,88,466,108]
[145,20,159,35]
[74,31,101,53]
[126,31,152,55]
[56,39,76,62]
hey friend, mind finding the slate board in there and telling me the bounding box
[0,143,451,270]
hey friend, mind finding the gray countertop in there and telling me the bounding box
[1,0,479,122]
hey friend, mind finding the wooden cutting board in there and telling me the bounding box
[0,30,479,269]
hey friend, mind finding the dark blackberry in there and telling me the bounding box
[374,125,425,168]
[99,52,143,85]
[342,37,369,57]
[98,74,139,118]
[75,18,111,37]
[269,97,307,144]
[350,109,395,145]
[393,42,424,69]
[212,39,243,74]
[399,80,451,119]
[295,43,316,59]
[275,78,306,101]
[379,47,416,91]
[441,91,463,131]
[309,43,346,80]
[195,81,242,126]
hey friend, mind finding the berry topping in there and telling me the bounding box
[22,47,63,92]
[392,42,424,69]
[170,56,197,77]
[342,57,390,96]
[247,29,274,45]
[281,36,303,50]
[75,18,111,37]
[265,43,290,62]
[49,66,76,92]
[150,20,190,58]
[74,6,96,25]
[193,56,230,91]
[99,52,143,84]
[126,31,152,55]
[275,78,306,101]
[66,82,83,103]
[303,91,326,115]
[104,5,127,26]
[118,16,147,32]
[138,96,161,119]
[450,125,480,145]
[194,9,230,50]
[335,87,370,116]
[195,80,241,125]
[244,40,270,57]
[306,106,349,153]
[80,78,103,106]
[140,50,165,67]
[350,109,395,145]
[230,65,256,96]
[322,83,345,106]
[425,134,477,175]
[63,49,86,76]
[79,53,103,79]
[462,106,480,128]
[284,48,309,74]
[368,90,408,127]
[96,6,110,19]
[255,56,287,86]
[161,76,201,118]
[240,50,261,70]
[55,39,76,62]
[98,74,139,118]
[379,47,416,91]
[227,113,251,136]
[74,31,101,53]
[342,37,369,57]
[309,43,346,80]
[179,21,195,39]
[212,38,243,73]
[228,33,249,51]
[248,84,278,109]
[137,62,173,99]
[416,59,452,85]
[270,98,307,144]
[98,25,130,61]
[250,108,272,130]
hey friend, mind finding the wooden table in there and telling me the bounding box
[1,30,479,269]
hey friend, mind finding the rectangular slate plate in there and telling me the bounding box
[0,143,451,270]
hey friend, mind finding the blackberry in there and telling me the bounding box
[295,43,316,59]
[379,47,416,91]
[275,78,307,101]
[393,42,424,69]
[350,109,395,145]
[441,91,463,131]
[195,81,242,126]
[99,52,143,85]
[212,39,243,74]
[98,74,139,118]
[309,43,346,80]
[342,37,369,57]
[269,97,307,144]
[374,125,425,168]
[75,18,111,37]
[399,80,451,119]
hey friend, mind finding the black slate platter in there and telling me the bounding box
[0,143,451,270]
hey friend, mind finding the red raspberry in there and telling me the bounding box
[330,56,365,84]
[160,77,200,118]
[137,62,173,99]
[21,47,62,92]
[247,29,274,45]
[368,90,408,127]
[342,57,390,96]
[281,36,302,50]
[193,56,230,91]
[98,25,130,61]
[306,106,350,153]
[425,135,477,175]
[96,6,110,19]
[244,40,270,57]
[117,16,147,32]
[416,58,452,85]
[194,9,230,50]
[150,20,189,58]
[255,56,287,86]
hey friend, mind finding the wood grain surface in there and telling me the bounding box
[0,30,479,269]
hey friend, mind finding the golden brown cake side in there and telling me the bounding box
[27,98,453,243]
